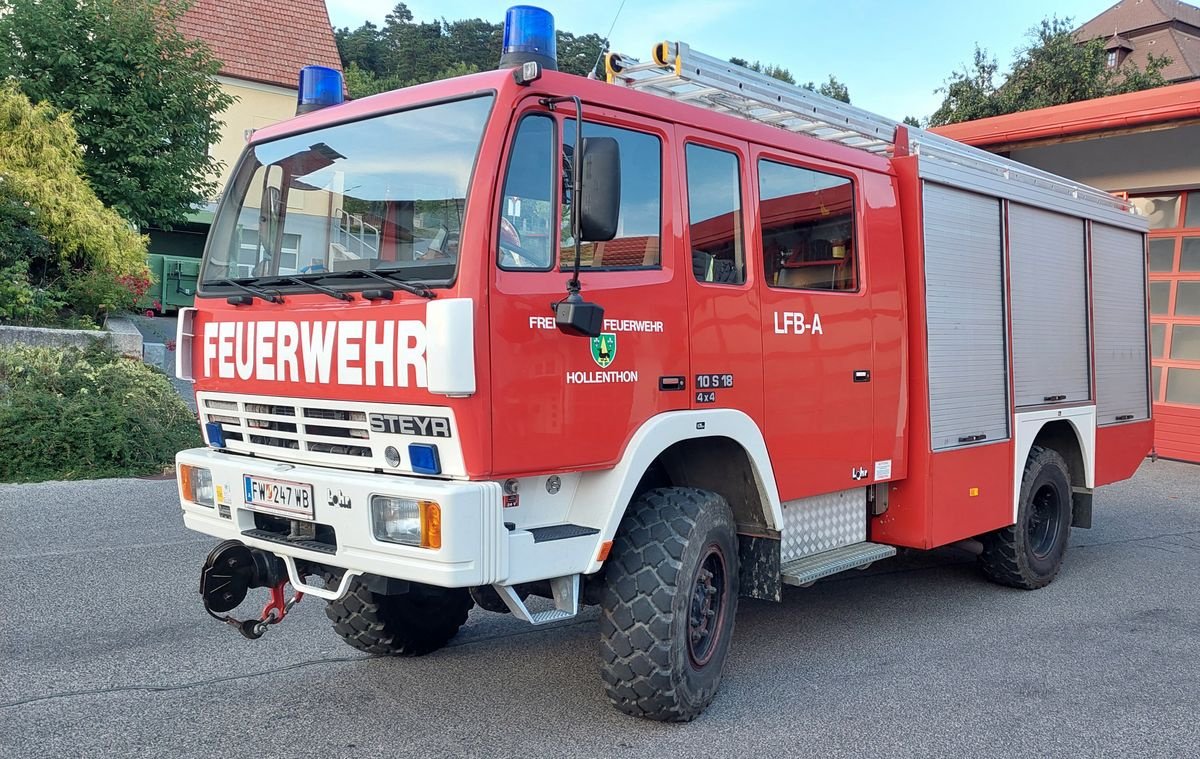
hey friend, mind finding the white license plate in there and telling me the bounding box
[243,475,315,520]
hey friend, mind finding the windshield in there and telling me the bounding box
[200,95,494,289]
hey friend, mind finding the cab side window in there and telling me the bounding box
[686,144,745,285]
[498,114,557,270]
[562,120,662,269]
[759,159,857,291]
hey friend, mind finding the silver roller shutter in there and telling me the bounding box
[923,183,1010,450]
[1091,223,1150,424]
[1008,204,1091,407]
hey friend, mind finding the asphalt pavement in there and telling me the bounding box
[1,460,1197,758]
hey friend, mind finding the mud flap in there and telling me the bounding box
[738,533,781,602]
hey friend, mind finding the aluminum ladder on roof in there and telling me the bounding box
[604,41,1136,220]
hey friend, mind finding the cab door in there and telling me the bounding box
[676,129,764,424]
[753,149,876,499]
[489,100,689,476]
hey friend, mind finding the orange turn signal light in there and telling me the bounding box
[420,501,442,549]
[596,540,613,562]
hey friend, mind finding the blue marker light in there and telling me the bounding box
[204,422,226,449]
[499,5,558,71]
[408,444,442,476]
[296,65,345,115]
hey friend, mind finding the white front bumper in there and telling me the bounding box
[177,448,506,588]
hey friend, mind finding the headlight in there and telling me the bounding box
[371,496,441,549]
[180,465,214,507]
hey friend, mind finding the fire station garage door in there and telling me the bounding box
[1091,223,1150,424]
[923,183,1009,450]
[1008,203,1091,407]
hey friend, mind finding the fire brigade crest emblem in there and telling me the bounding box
[590,332,617,368]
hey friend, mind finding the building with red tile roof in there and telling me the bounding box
[148,1,343,277]
[178,0,342,90]
[1075,0,1200,82]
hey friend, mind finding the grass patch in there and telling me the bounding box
[0,342,200,482]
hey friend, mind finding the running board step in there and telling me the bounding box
[781,542,897,587]
[493,575,580,625]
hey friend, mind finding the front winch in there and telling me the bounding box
[199,540,304,639]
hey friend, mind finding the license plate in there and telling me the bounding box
[243,475,315,520]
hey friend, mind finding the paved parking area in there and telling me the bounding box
[1,460,1197,758]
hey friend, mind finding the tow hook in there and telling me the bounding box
[234,581,304,640]
[199,539,304,639]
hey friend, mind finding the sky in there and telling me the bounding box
[325,1,1121,122]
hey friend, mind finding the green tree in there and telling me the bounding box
[0,0,233,229]
[930,16,1171,126]
[802,75,851,104]
[0,85,148,326]
[730,57,797,84]
[902,116,923,128]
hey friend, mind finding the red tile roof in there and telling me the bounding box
[931,80,1200,148]
[1076,0,1200,40]
[178,0,342,91]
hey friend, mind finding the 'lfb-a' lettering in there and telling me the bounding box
[773,311,823,335]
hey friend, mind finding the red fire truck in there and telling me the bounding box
[176,6,1153,721]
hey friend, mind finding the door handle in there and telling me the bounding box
[853,370,871,383]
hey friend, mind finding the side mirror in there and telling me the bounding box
[578,136,620,242]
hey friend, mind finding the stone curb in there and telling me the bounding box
[0,317,143,359]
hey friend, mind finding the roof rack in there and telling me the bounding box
[605,42,1138,222]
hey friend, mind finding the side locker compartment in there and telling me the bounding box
[1091,223,1155,484]
[1091,223,1151,424]
[1008,205,1091,407]
[923,184,1009,450]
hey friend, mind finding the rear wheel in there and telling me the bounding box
[599,487,739,722]
[979,445,1073,589]
[325,576,473,656]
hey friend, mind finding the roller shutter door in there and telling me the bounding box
[1009,204,1090,407]
[1092,223,1150,424]
[923,183,1010,450]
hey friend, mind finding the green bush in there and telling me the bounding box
[0,343,201,482]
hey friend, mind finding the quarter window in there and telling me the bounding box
[686,144,745,285]
[498,115,557,270]
[759,159,857,291]
[562,120,661,269]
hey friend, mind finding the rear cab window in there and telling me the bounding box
[758,159,858,292]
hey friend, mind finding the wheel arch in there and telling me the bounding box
[569,409,782,575]
[1012,407,1096,522]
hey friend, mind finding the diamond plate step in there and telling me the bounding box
[494,575,579,625]
[780,542,897,587]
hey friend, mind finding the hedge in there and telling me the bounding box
[0,343,200,482]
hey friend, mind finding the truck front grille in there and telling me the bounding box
[194,391,465,477]
[202,397,374,462]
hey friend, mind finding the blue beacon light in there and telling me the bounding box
[499,5,558,71]
[296,65,345,115]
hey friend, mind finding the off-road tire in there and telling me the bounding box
[979,445,1073,590]
[325,577,472,656]
[599,487,739,722]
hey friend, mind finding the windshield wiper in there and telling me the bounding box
[338,269,437,299]
[274,276,353,302]
[209,278,283,304]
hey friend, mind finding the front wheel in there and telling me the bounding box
[599,487,740,722]
[978,445,1073,589]
[325,576,473,656]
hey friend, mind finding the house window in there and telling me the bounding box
[1136,190,1200,407]
[1106,50,1118,68]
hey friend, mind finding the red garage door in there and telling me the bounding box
[1134,190,1200,462]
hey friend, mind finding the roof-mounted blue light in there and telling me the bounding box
[296,65,345,115]
[499,5,558,72]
